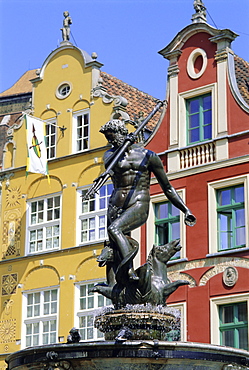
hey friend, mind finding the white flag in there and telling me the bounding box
[25,114,48,176]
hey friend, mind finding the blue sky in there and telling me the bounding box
[0,0,249,100]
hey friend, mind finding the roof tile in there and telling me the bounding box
[234,55,249,105]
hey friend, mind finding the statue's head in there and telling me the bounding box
[100,119,128,147]
[63,11,69,17]
[152,239,181,263]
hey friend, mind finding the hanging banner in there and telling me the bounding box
[25,114,48,176]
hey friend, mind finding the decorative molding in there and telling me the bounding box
[92,78,130,120]
[167,256,249,287]
[187,48,207,79]
[0,318,16,343]
[168,271,196,287]
[215,49,229,63]
[168,64,180,78]
[2,209,21,259]
[1,274,18,295]
[223,266,238,287]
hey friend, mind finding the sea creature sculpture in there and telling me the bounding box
[91,239,189,309]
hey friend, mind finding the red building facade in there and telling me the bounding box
[143,9,249,348]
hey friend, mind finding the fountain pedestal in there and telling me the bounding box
[95,308,175,340]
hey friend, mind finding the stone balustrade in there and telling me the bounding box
[180,141,216,169]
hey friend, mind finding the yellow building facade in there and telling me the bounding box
[0,41,158,367]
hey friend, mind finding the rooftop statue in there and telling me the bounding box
[86,102,196,308]
[61,11,72,42]
[193,0,206,17]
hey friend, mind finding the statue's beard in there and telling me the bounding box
[112,135,125,147]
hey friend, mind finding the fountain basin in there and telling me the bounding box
[6,341,249,370]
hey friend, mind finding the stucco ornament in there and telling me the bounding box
[223,266,238,287]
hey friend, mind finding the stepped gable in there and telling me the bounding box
[0,69,37,97]
[234,55,249,105]
[100,71,160,130]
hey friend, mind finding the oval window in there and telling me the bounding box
[56,82,72,99]
[187,48,207,79]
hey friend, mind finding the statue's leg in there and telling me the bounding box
[108,202,148,281]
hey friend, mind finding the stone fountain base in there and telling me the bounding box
[6,341,249,370]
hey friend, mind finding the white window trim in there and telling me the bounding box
[187,48,208,79]
[55,81,72,100]
[147,189,186,260]
[178,83,217,148]
[74,280,111,342]
[208,175,249,255]
[76,184,111,246]
[210,293,249,346]
[22,286,59,349]
[167,301,187,341]
[45,118,57,160]
[26,192,62,255]
[72,109,90,154]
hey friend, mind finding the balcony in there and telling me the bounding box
[180,141,216,169]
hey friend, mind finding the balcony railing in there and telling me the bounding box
[180,142,216,169]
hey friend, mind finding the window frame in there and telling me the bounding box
[186,93,212,145]
[56,81,72,100]
[72,109,90,153]
[178,83,217,148]
[210,293,249,350]
[217,185,246,251]
[77,183,113,246]
[22,287,59,349]
[208,175,249,255]
[147,190,186,261]
[26,193,62,255]
[219,301,248,350]
[75,281,112,342]
[45,118,57,160]
[154,201,181,260]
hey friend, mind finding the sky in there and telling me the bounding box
[0,0,249,100]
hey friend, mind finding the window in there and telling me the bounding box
[45,120,56,159]
[56,82,72,99]
[219,302,248,350]
[73,110,89,153]
[217,185,245,251]
[154,201,180,259]
[23,289,58,347]
[79,184,113,244]
[76,282,111,341]
[27,195,61,254]
[147,191,186,261]
[208,176,248,255]
[186,93,212,144]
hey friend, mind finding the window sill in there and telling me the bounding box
[167,257,188,266]
[26,248,60,257]
[78,240,106,247]
[206,247,249,258]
